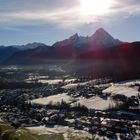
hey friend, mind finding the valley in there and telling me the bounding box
[0,66,140,140]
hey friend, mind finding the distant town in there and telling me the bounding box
[0,66,140,139]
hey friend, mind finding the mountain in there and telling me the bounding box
[76,41,140,80]
[90,28,121,48]
[2,28,122,63]
[0,46,19,64]
[0,28,140,79]
[10,42,47,50]
[51,33,88,59]
[3,45,51,65]
[0,42,47,64]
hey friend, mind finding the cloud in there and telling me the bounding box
[0,0,140,28]
[0,0,79,12]
[110,0,140,15]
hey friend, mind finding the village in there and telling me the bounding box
[0,69,140,139]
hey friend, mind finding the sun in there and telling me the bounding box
[79,0,112,16]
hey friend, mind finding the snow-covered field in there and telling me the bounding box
[26,76,77,85]
[39,79,77,84]
[114,79,140,86]
[38,79,62,84]
[32,93,116,110]
[103,85,139,97]
[32,79,140,110]
[27,125,92,140]
[62,84,78,89]
[31,93,76,105]
[72,96,116,110]
[26,78,63,84]
[27,125,69,135]
[65,79,77,83]
[62,80,92,89]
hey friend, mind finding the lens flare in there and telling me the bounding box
[80,0,112,16]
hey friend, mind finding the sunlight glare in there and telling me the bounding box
[80,0,112,16]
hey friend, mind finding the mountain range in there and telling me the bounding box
[0,28,140,79]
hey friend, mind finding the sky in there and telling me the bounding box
[0,0,140,46]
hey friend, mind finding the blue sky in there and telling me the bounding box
[0,0,140,45]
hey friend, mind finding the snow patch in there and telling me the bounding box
[103,85,139,97]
